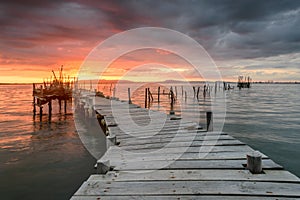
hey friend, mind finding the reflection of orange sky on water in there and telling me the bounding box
[0,135,31,149]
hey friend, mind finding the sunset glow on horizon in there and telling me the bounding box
[1,1,300,83]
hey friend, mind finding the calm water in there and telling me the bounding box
[0,85,96,200]
[0,83,299,199]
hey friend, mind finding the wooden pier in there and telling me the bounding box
[71,92,300,199]
[32,66,75,120]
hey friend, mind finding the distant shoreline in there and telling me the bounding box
[0,81,299,85]
[0,83,34,85]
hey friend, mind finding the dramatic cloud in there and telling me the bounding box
[0,0,300,82]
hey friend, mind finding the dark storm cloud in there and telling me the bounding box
[1,0,300,62]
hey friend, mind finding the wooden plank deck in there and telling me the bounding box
[71,95,300,199]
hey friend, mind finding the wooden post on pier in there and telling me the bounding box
[145,88,148,108]
[247,151,262,174]
[157,86,160,103]
[128,88,132,104]
[206,111,213,131]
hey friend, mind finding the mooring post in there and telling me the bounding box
[128,88,132,104]
[247,151,262,174]
[145,88,148,108]
[157,86,160,103]
[185,91,187,102]
[206,111,213,131]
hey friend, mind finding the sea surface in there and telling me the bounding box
[0,83,299,199]
[0,85,96,200]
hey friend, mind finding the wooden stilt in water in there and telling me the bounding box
[157,86,160,103]
[185,91,187,102]
[58,99,62,113]
[33,97,36,115]
[32,83,36,115]
[215,82,217,94]
[39,104,43,121]
[206,111,213,131]
[196,86,200,99]
[181,86,183,97]
[48,99,52,120]
[64,99,67,114]
[193,86,196,98]
[128,88,132,104]
[145,88,148,108]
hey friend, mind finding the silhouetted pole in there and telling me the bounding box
[128,88,132,104]
[145,88,148,108]
[206,111,213,131]
[157,86,160,103]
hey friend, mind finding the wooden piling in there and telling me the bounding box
[58,99,62,113]
[48,99,52,120]
[206,111,213,131]
[193,86,196,98]
[247,151,263,174]
[157,86,160,103]
[196,86,200,99]
[181,86,184,97]
[128,88,132,104]
[145,88,148,108]
[39,105,43,121]
[64,99,67,114]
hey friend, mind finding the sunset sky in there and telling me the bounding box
[1,0,300,83]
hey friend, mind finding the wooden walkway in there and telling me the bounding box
[71,95,300,200]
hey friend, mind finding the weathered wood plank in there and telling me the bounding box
[74,180,300,197]
[87,169,300,182]
[71,195,299,200]
[113,159,282,171]
[100,151,268,161]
